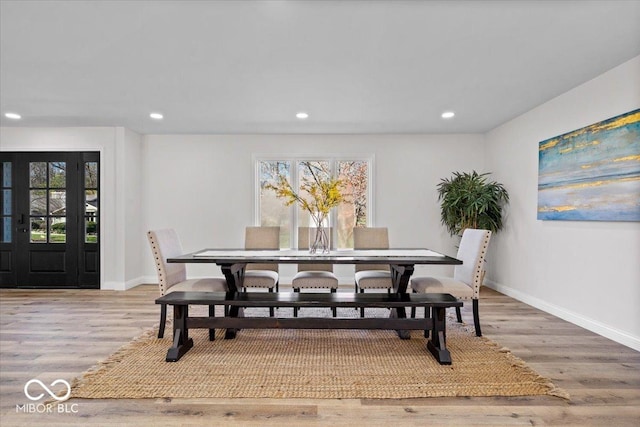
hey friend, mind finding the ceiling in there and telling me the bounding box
[1,0,639,135]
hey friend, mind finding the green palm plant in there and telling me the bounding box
[437,171,509,236]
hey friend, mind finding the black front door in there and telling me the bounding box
[0,152,100,288]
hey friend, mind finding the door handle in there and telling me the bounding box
[18,214,27,232]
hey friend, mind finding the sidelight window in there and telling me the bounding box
[84,161,98,243]
[1,162,11,243]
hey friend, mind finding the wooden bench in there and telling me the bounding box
[156,291,463,365]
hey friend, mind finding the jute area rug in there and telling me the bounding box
[69,307,568,400]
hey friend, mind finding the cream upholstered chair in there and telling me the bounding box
[353,227,392,317]
[243,226,280,317]
[410,228,491,337]
[147,229,228,338]
[292,227,339,317]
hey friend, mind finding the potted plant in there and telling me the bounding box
[437,171,509,236]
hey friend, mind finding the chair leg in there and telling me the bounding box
[208,305,216,341]
[331,288,337,317]
[360,289,365,317]
[268,287,274,317]
[410,290,416,319]
[473,299,482,337]
[455,306,463,323]
[424,306,431,339]
[158,303,167,338]
[293,288,299,317]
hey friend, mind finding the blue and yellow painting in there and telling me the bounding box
[538,109,640,221]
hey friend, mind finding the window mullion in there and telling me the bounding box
[291,160,299,249]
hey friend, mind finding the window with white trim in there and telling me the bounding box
[255,157,372,249]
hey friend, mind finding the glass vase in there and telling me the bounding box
[309,217,330,254]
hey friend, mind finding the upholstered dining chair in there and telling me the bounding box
[292,227,339,317]
[243,226,280,317]
[410,228,491,337]
[147,229,228,339]
[353,227,392,317]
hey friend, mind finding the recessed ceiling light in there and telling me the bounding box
[5,112,21,120]
[441,111,455,119]
[296,112,309,119]
[149,112,163,120]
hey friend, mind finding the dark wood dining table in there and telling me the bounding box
[168,248,462,331]
[169,248,461,297]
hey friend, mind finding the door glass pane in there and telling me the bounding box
[30,190,47,215]
[2,162,10,187]
[2,190,10,215]
[85,217,98,243]
[2,217,10,243]
[85,190,98,216]
[49,218,66,243]
[258,160,291,248]
[337,161,369,249]
[48,190,66,215]
[30,162,47,188]
[49,162,66,188]
[85,162,98,188]
[30,217,46,243]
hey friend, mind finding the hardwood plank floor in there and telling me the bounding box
[1,285,638,426]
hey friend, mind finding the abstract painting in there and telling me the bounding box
[538,109,640,221]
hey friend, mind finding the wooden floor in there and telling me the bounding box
[0,285,638,426]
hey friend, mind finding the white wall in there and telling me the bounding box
[0,126,143,290]
[484,56,640,351]
[141,134,485,282]
[122,128,144,287]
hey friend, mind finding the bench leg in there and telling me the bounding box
[360,289,365,317]
[166,304,193,362]
[426,306,452,365]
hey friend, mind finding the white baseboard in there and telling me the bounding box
[102,276,149,291]
[484,279,640,352]
[102,281,120,290]
[124,276,147,290]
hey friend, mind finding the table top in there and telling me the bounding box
[168,248,462,265]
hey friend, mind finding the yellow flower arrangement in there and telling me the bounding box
[267,163,344,253]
